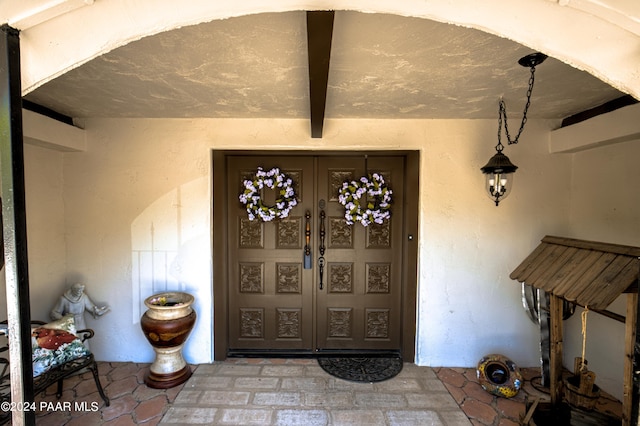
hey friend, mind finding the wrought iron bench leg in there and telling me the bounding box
[56,378,64,399]
[88,362,110,406]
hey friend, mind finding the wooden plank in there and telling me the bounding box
[561,299,626,323]
[306,11,334,138]
[572,252,617,283]
[562,252,616,303]
[542,235,640,257]
[551,251,605,300]
[523,245,570,290]
[521,397,541,424]
[618,258,640,290]
[535,246,579,292]
[549,294,564,406]
[591,308,625,323]
[510,242,551,281]
[587,259,640,311]
[579,256,636,310]
[624,293,637,426]
[542,249,593,295]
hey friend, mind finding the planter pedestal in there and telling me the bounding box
[140,292,196,389]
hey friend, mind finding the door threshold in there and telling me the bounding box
[314,349,402,358]
[227,349,401,359]
[227,349,316,358]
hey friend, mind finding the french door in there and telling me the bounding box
[226,154,404,355]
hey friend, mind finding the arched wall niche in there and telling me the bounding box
[11,0,640,99]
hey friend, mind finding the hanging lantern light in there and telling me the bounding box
[481,150,517,206]
[481,52,547,206]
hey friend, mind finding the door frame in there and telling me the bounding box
[212,150,419,361]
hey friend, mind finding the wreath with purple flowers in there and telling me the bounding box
[239,167,297,221]
[338,173,392,226]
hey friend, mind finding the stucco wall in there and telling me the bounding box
[45,117,568,370]
[562,138,640,401]
[0,144,68,323]
[24,144,68,317]
[417,119,572,367]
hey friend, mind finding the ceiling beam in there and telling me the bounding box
[306,11,334,138]
[560,94,638,128]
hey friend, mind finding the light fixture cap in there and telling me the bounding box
[480,152,518,174]
[518,52,548,68]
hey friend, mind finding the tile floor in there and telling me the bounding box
[28,359,622,425]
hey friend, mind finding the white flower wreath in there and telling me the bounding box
[239,167,298,221]
[338,173,392,226]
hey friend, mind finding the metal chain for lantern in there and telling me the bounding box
[496,61,538,153]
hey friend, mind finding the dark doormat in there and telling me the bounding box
[317,357,403,383]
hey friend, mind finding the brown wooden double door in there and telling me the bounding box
[227,155,404,355]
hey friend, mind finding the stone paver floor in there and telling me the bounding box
[161,359,469,425]
[28,358,622,425]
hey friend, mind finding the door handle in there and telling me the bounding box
[318,201,326,289]
[318,257,325,290]
[303,210,312,269]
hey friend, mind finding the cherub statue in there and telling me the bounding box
[50,283,110,330]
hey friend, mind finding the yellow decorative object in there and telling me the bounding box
[477,353,522,398]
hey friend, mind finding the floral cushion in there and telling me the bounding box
[31,315,91,377]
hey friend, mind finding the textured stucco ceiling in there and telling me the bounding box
[23,11,624,121]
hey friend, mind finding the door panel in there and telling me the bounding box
[227,156,315,351]
[315,156,404,351]
[226,155,404,354]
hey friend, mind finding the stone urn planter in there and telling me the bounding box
[140,291,196,389]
